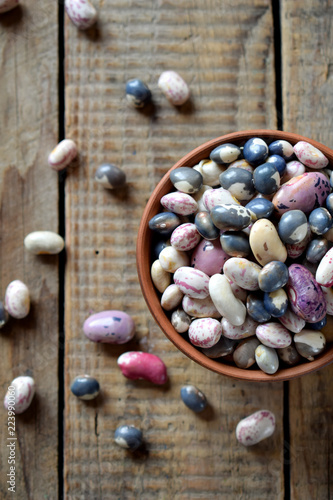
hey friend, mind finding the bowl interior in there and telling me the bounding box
[137,129,333,381]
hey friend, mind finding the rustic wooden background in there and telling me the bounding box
[0,0,332,498]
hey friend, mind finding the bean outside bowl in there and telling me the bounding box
[136,130,333,381]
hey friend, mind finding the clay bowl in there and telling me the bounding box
[137,129,333,381]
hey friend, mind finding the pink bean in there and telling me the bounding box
[117,352,167,385]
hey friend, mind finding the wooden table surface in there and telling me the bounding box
[0,0,332,498]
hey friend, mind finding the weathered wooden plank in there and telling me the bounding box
[281,0,333,498]
[64,1,283,498]
[0,1,59,499]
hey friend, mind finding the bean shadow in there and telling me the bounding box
[0,5,23,28]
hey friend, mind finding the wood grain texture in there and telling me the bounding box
[0,1,59,499]
[281,0,333,498]
[64,1,284,498]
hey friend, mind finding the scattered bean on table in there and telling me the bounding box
[4,376,35,414]
[114,425,143,451]
[236,410,276,446]
[48,139,78,171]
[70,375,100,400]
[117,351,167,385]
[180,385,207,413]
[5,280,30,319]
[83,310,135,344]
[65,0,97,30]
[24,231,65,255]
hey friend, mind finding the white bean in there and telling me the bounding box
[24,231,65,255]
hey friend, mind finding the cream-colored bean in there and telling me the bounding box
[65,0,97,30]
[249,218,287,266]
[48,139,77,171]
[161,284,183,311]
[159,246,189,273]
[24,231,65,255]
[151,260,171,293]
[193,160,225,186]
[209,274,246,326]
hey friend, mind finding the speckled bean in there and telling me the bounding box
[182,294,221,318]
[24,231,65,255]
[281,161,305,183]
[117,351,167,385]
[315,247,333,287]
[188,317,222,348]
[83,310,135,344]
[65,0,97,29]
[278,307,306,333]
[256,322,292,349]
[48,139,77,171]
[321,286,333,314]
[170,223,201,251]
[222,315,258,340]
[287,264,326,323]
[293,141,329,169]
[173,267,210,299]
[202,187,240,212]
[236,410,276,446]
[5,280,30,319]
[223,258,261,291]
[161,192,197,215]
[158,71,190,106]
[4,376,35,414]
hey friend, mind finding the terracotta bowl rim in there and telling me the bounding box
[136,129,333,382]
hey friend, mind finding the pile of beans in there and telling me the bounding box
[149,136,333,375]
